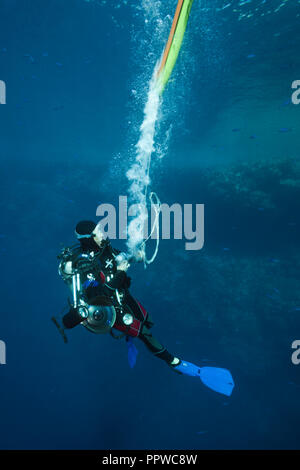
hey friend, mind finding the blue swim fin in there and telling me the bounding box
[173,360,235,397]
[126,336,138,369]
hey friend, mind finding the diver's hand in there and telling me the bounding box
[117,260,130,271]
[115,252,130,271]
[115,249,145,269]
[128,249,145,264]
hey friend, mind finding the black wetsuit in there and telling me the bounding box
[61,237,175,366]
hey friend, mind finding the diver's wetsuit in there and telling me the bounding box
[61,237,175,365]
[122,291,175,365]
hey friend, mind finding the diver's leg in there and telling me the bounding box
[124,292,154,327]
[138,326,179,365]
[139,327,235,396]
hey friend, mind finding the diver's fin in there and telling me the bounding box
[172,360,235,397]
[200,367,235,397]
[126,336,138,368]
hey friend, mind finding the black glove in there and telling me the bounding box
[123,275,131,289]
[107,271,131,289]
[62,307,84,329]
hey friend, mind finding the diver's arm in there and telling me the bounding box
[103,239,129,271]
[105,270,131,290]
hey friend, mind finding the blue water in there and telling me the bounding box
[1,0,300,449]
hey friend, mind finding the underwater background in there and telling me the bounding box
[1,0,300,450]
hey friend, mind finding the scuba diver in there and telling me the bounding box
[53,220,235,397]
